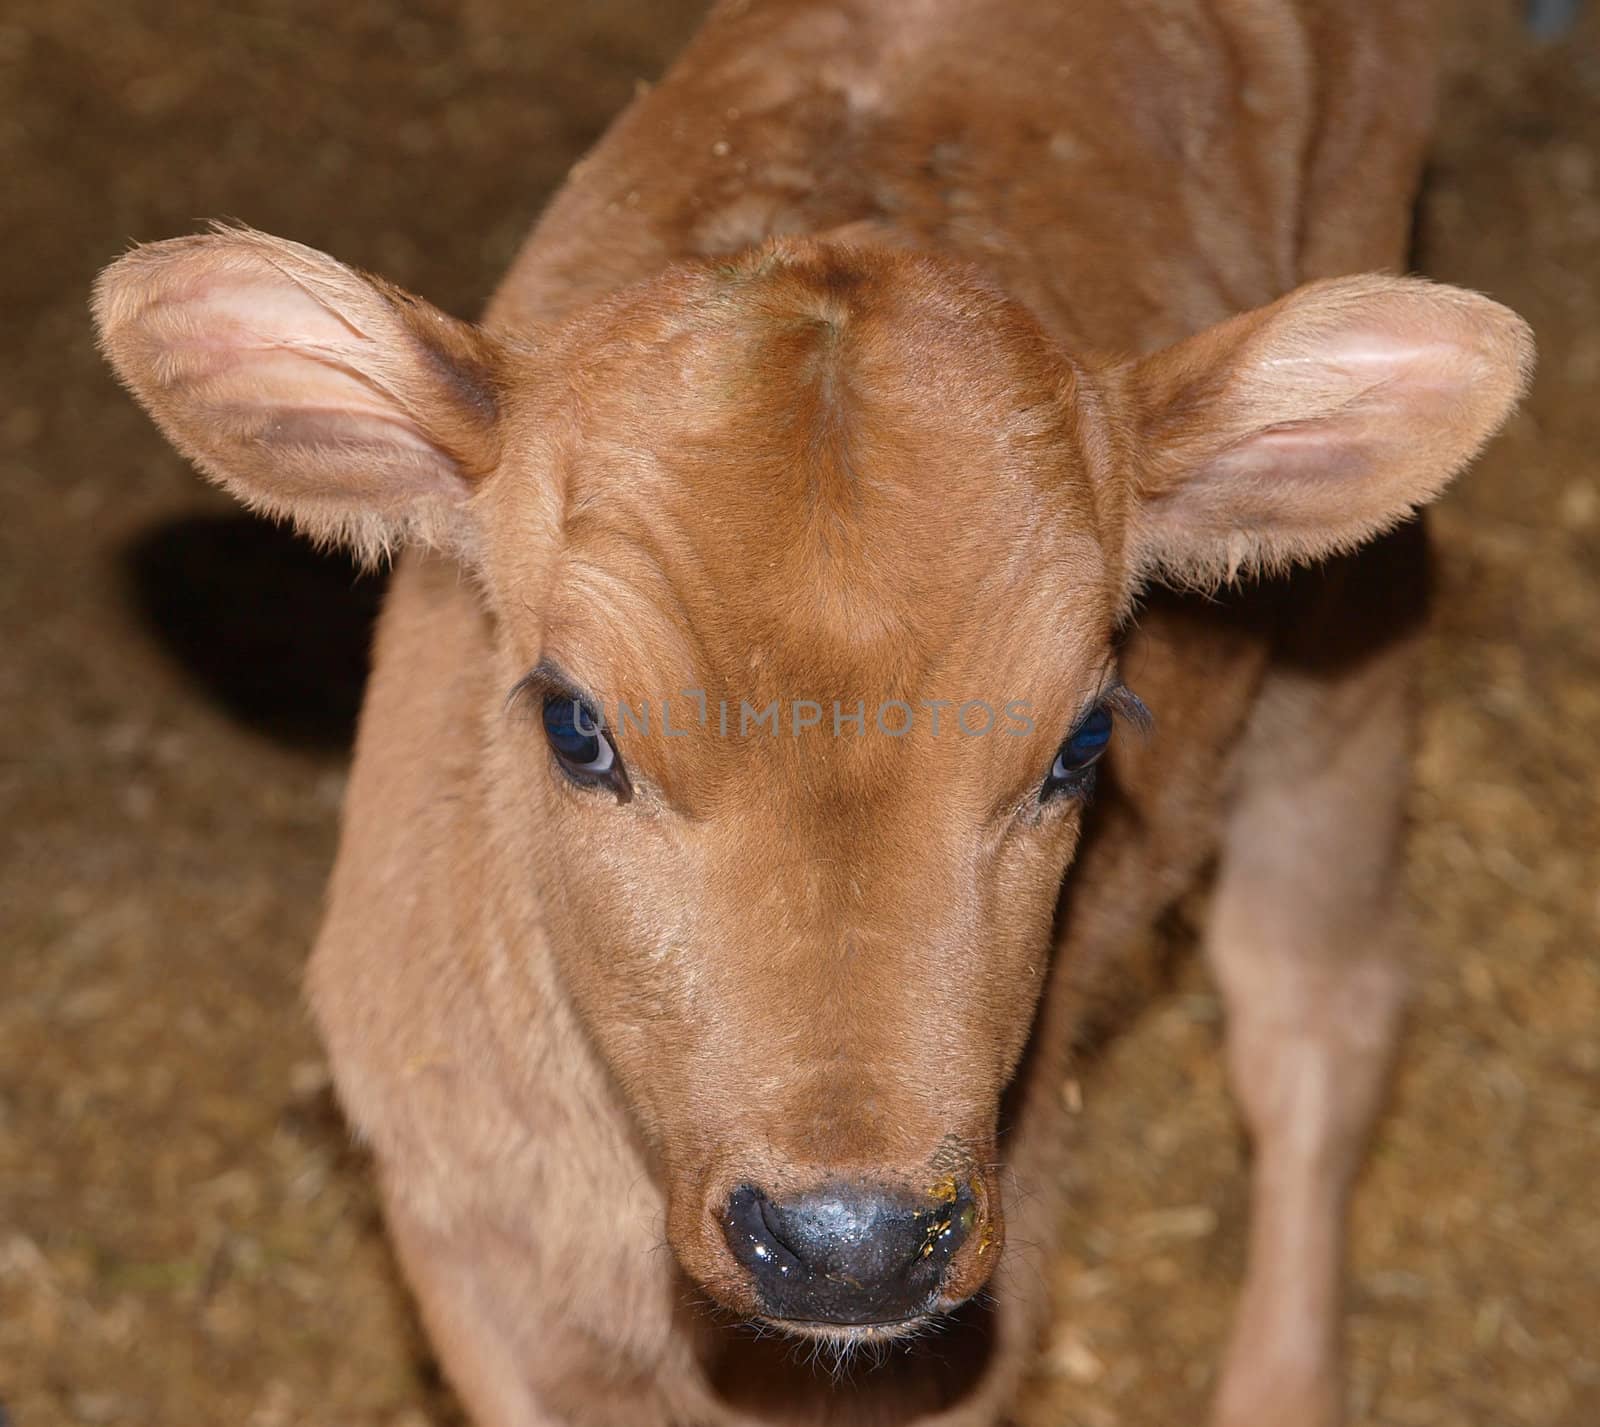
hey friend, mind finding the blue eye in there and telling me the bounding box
[542,695,619,785]
[1043,703,1114,800]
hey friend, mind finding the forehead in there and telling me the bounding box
[494,243,1119,777]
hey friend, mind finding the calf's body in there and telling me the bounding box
[93,2,1533,1423]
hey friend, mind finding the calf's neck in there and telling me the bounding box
[93,2,1532,1423]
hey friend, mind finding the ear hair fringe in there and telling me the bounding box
[1127,504,1420,599]
[216,475,480,572]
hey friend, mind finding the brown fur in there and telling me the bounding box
[91,2,1533,1424]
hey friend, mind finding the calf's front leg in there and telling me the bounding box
[1206,621,1421,1427]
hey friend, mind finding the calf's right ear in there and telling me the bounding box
[92,226,504,563]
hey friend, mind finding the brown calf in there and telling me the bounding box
[93,2,1532,1423]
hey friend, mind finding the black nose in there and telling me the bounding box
[722,1181,976,1325]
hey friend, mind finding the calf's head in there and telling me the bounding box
[94,229,1530,1335]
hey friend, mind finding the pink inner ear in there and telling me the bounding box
[1215,335,1495,496]
[151,276,441,458]
[183,346,443,455]
[1204,421,1381,507]
[187,272,369,344]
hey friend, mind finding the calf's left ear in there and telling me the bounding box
[1121,274,1534,588]
[93,225,504,563]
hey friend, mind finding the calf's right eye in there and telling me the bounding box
[541,696,628,799]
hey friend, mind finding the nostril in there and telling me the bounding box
[919,1181,977,1268]
[723,1184,805,1283]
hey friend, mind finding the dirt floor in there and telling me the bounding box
[1,2,1596,1424]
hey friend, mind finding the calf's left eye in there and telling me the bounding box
[1042,704,1114,801]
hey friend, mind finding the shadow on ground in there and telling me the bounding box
[121,516,384,751]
